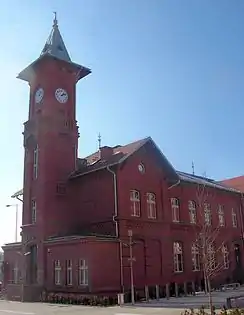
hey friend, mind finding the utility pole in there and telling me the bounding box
[128,229,135,305]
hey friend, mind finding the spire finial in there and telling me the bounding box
[192,161,195,175]
[98,133,102,149]
[53,11,58,27]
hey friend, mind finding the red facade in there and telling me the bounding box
[2,18,244,302]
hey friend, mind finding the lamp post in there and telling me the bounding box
[6,204,19,243]
[128,229,135,305]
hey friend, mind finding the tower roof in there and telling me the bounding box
[17,13,91,82]
[40,12,71,62]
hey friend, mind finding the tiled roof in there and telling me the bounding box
[177,171,240,193]
[220,176,244,193]
[71,137,150,177]
[11,137,241,197]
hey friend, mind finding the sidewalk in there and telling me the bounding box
[128,289,244,309]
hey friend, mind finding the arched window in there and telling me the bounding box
[222,244,229,269]
[189,200,197,224]
[173,241,183,272]
[171,198,180,222]
[130,190,141,217]
[218,205,225,227]
[147,193,156,219]
[191,242,200,271]
[204,203,211,226]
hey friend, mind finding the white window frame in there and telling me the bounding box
[207,244,216,271]
[189,200,197,224]
[33,145,38,179]
[147,193,156,219]
[232,209,237,227]
[54,260,61,285]
[171,198,180,223]
[31,199,37,224]
[218,205,225,227]
[204,203,211,226]
[191,243,200,271]
[222,244,229,269]
[173,241,183,273]
[78,259,89,286]
[66,260,72,286]
[13,263,19,284]
[130,190,141,217]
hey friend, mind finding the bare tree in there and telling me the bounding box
[193,183,231,314]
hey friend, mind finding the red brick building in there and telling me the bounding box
[2,17,244,302]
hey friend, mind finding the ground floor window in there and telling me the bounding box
[54,260,61,285]
[79,259,88,286]
[66,260,73,286]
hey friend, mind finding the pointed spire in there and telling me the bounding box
[40,13,71,62]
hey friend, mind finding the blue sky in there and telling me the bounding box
[1,0,244,246]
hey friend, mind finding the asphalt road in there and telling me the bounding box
[0,301,184,315]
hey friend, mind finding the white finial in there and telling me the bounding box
[53,11,58,27]
[98,133,102,149]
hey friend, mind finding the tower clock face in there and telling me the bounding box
[35,87,44,104]
[55,88,68,103]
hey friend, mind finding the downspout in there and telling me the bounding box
[239,193,244,252]
[168,179,180,190]
[107,166,124,292]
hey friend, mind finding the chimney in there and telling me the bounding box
[99,146,114,160]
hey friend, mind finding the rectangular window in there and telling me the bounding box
[66,260,72,286]
[232,209,237,227]
[191,243,200,271]
[54,260,61,285]
[222,244,229,269]
[31,199,36,224]
[78,259,89,286]
[147,193,157,219]
[13,263,19,284]
[171,198,180,222]
[207,244,216,271]
[130,190,141,217]
[173,242,183,272]
[218,205,225,227]
[33,145,38,179]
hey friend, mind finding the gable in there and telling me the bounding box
[71,137,179,185]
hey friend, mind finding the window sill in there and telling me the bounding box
[192,269,200,272]
[174,271,183,274]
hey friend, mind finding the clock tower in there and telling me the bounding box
[19,14,91,286]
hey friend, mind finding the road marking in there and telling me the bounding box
[0,310,35,315]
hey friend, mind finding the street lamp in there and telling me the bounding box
[6,204,19,243]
